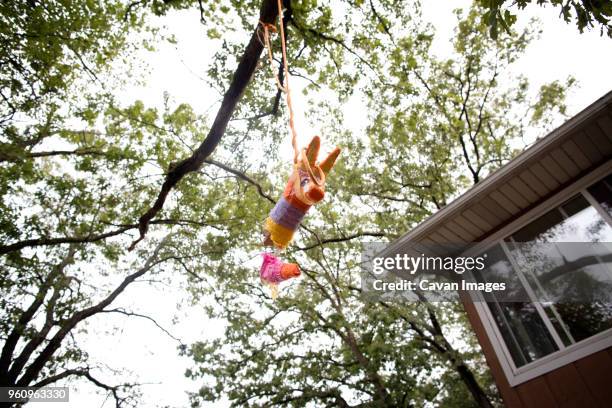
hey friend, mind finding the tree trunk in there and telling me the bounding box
[425,307,494,408]
[454,362,494,408]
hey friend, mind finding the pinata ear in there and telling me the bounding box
[305,135,320,166]
[319,147,341,176]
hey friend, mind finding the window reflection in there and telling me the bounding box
[476,174,612,367]
[588,174,612,217]
[507,193,612,345]
[474,245,558,367]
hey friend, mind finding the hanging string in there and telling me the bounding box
[259,0,300,164]
[276,0,299,164]
[260,23,285,93]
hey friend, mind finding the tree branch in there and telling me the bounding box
[0,246,76,382]
[130,0,280,251]
[0,217,223,256]
[295,232,385,251]
[15,237,170,387]
[368,0,394,44]
[33,367,138,408]
[0,146,113,163]
[0,226,132,256]
[289,19,378,75]
[203,159,275,204]
[101,308,184,346]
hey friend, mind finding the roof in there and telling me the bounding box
[382,90,612,256]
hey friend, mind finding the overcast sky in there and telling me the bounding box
[58,1,612,407]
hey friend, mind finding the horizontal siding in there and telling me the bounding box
[453,214,484,237]
[518,168,548,195]
[458,107,612,406]
[561,139,591,171]
[460,297,525,407]
[490,190,521,214]
[529,162,560,190]
[443,220,476,242]
[508,177,539,204]
[586,122,612,156]
[550,147,581,178]
[540,155,569,183]
[469,202,501,230]
[573,131,604,163]
[462,208,493,232]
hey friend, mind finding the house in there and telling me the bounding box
[378,91,612,407]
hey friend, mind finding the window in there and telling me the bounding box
[473,173,612,375]
[472,245,559,367]
[588,173,612,217]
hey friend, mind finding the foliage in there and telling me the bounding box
[0,0,575,406]
[174,2,572,408]
[479,0,612,39]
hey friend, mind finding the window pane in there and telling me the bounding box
[587,174,612,217]
[511,194,612,243]
[507,193,612,345]
[511,208,564,242]
[474,245,558,367]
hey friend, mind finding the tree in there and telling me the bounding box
[0,1,213,405]
[479,0,612,39]
[180,2,572,408]
[1,0,574,407]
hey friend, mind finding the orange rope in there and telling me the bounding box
[260,1,300,164]
[260,22,285,93]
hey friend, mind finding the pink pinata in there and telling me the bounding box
[260,253,300,298]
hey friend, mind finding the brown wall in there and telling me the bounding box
[462,300,612,407]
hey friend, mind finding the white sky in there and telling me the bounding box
[45,1,612,407]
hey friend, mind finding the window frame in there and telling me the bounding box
[463,160,612,386]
